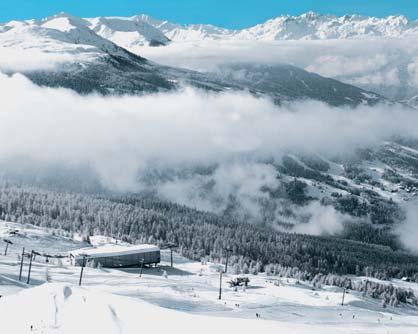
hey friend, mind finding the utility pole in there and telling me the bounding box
[224,248,232,274]
[218,270,223,300]
[3,239,13,256]
[18,247,25,281]
[341,288,346,306]
[79,255,88,286]
[27,250,35,284]
[166,243,177,268]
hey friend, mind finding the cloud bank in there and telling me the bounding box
[137,38,418,100]
[1,72,418,237]
[1,72,418,186]
[2,73,418,155]
[291,202,347,236]
[397,202,418,254]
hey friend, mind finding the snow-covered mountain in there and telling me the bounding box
[0,13,146,71]
[0,12,385,106]
[136,14,233,41]
[0,12,169,71]
[127,12,418,42]
[79,12,418,102]
[39,12,171,48]
[236,12,418,41]
[0,13,183,93]
[5,11,416,49]
[86,16,171,47]
[11,11,411,103]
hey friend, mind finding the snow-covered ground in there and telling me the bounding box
[1,221,417,333]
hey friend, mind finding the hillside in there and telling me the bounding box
[1,139,418,258]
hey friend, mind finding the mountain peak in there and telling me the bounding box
[299,11,323,20]
[41,12,90,33]
[86,15,170,48]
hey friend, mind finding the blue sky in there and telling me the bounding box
[1,0,416,28]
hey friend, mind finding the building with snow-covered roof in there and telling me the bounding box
[70,244,160,268]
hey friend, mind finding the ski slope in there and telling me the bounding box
[1,221,417,333]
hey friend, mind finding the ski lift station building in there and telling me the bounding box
[70,244,160,268]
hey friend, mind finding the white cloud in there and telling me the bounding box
[0,47,88,72]
[136,38,418,99]
[407,58,418,86]
[1,72,418,191]
[157,162,279,219]
[397,202,418,254]
[292,202,347,236]
[306,54,389,78]
[2,71,418,228]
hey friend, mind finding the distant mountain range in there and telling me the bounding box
[138,11,418,42]
[0,13,385,106]
[2,12,418,104]
[50,11,418,45]
[2,11,418,47]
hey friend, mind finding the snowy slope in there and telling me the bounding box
[0,18,101,72]
[0,13,182,94]
[0,13,147,73]
[36,13,149,59]
[1,221,418,333]
[3,282,417,334]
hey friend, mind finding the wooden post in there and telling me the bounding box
[18,247,25,281]
[225,251,230,274]
[224,248,232,274]
[165,244,177,268]
[79,255,87,286]
[341,288,346,306]
[27,251,34,284]
[218,271,223,300]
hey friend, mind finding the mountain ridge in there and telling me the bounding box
[0,12,385,106]
[3,11,418,46]
[109,11,418,42]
